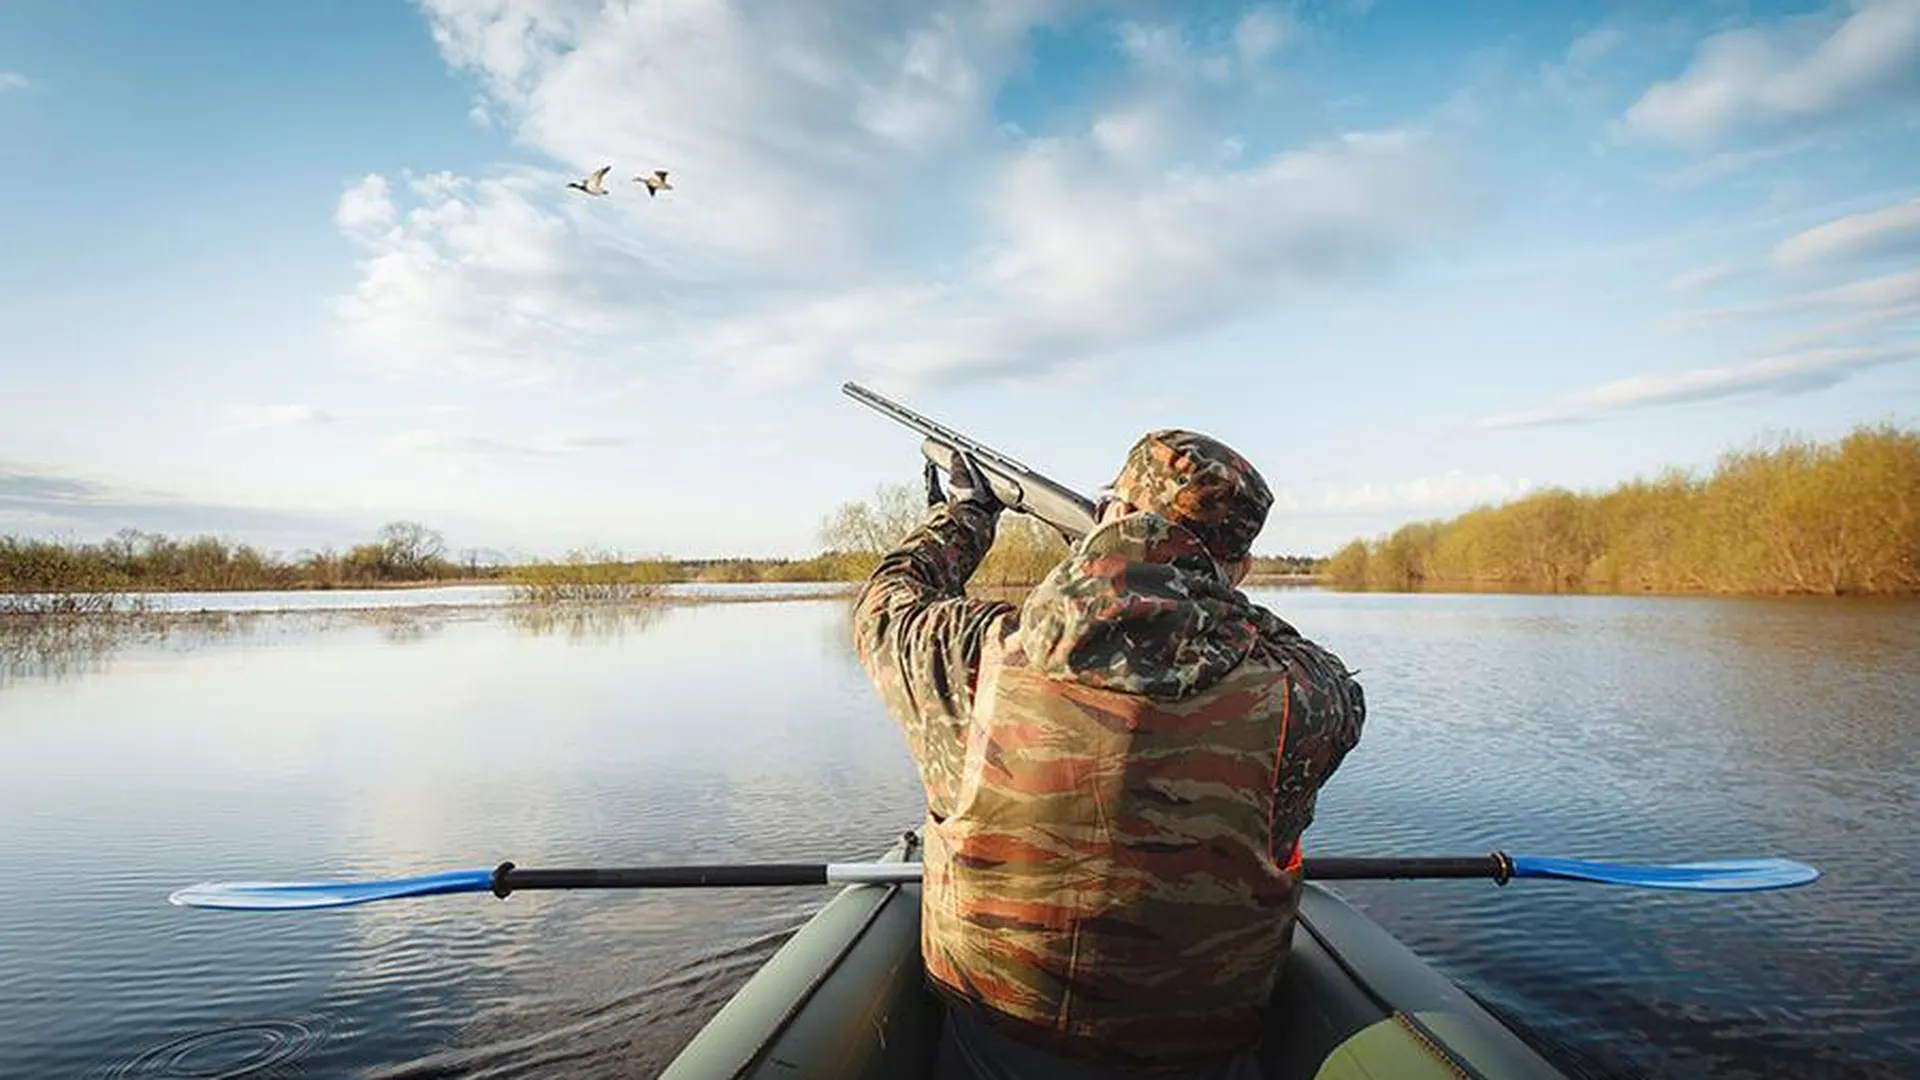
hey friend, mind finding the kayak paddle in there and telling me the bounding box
[168,852,1819,911]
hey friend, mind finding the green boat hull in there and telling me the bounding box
[661,831,1570,1079]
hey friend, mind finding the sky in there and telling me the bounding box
[1,0,1916,561]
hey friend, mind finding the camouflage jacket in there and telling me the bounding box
[853,504,1368,1067]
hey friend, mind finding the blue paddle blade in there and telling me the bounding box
[1509,855,1819,892]
[168,868,497,910]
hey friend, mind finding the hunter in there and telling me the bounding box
[852,430,1369,1079]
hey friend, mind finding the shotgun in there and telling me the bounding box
[842,382,1098,543]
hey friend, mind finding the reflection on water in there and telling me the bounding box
[1,609,468,689]
[7,580,858,617]
[0,590,1914,1079]
[3,600,701,688]
[0,582,858,688]
[505,603,673,643]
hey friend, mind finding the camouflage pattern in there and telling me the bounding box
[853,501,1017,818]
[853,504,1366,1069]
[1108,430,1274,564]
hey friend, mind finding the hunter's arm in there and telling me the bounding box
[852,502,1015,819]
[1268,631,1368,852]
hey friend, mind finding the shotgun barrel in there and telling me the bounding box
[842,382,1099,542]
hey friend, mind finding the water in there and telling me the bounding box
[0,589,1914,1078]
[3,581,856,615]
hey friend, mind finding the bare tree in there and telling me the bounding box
[378,521,448,579]
[817,483,925,553]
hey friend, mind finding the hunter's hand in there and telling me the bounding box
[945,451,1005,517]
[923,460,946,508]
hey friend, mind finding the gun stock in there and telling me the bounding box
[843,382,1098,543]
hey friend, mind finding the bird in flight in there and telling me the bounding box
[635,170,674,197]
[567,165,613,196]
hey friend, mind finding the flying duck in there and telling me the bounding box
[635,170,674,197]
[566,165,612,196]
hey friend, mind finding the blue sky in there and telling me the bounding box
[2,0,1916,560]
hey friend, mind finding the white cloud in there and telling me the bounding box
[1540,25,1628,102]
[1088,99,1187,163]
[332,167,678,384]
[1771,198,1920,266]
[1672,267,1920,328]
[420,0,1037,283]
[385,430,630,464]
[328,0,1065,387]
[0,72,27,92]
[1767,301,1920,351]
[334,175,396,236]
[1311,472,1535,513]
[1478,346,1915,429]
[1658,139,1817,186]
[220,404,337,433]
[1116,21,1191,72]
[1117,9,1296,84]
[1114,20,1230,84]
[332,0,1478,394]
[1565,25,1627,68]
[1233,8,1296,65]
[0,461,346,541]
[1804,266,1920,307]
[693,127,1475,389]
[1665,260,1741,293]
[1622,0,1920,147]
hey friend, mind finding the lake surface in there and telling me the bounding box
[1,589,1915,1078]
[3,580,856,616]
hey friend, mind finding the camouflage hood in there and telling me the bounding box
[1018,512,1275,700]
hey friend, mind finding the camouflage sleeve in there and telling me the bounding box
[1263,627,1368,851]
[852,501,1016,819]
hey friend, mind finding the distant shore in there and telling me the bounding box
[1321,424,1916,598]
[0,571,1333,595]
[1243,573,1328,587]
[9,418,1915,606]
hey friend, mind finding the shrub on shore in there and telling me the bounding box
[1324,424,1919,596]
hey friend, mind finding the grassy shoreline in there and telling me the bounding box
[1323,424,1917,598]
[8,577,1916,629]
[11,564,1919,607]
[7,421,1913,605]
[18,568,1920,609]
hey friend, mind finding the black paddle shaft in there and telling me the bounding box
[490,862,831,897]
[1304,853,1513,884]
[487,852,1516,898]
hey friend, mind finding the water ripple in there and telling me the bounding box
[92,1017,333,1080]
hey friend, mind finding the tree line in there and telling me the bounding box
[10,422,1911,604]
[1323,423,1918,596]
[0,486,1086,605]
[479,484,1087,596]
[0,521,465,596]
[1247,555,1321,578]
